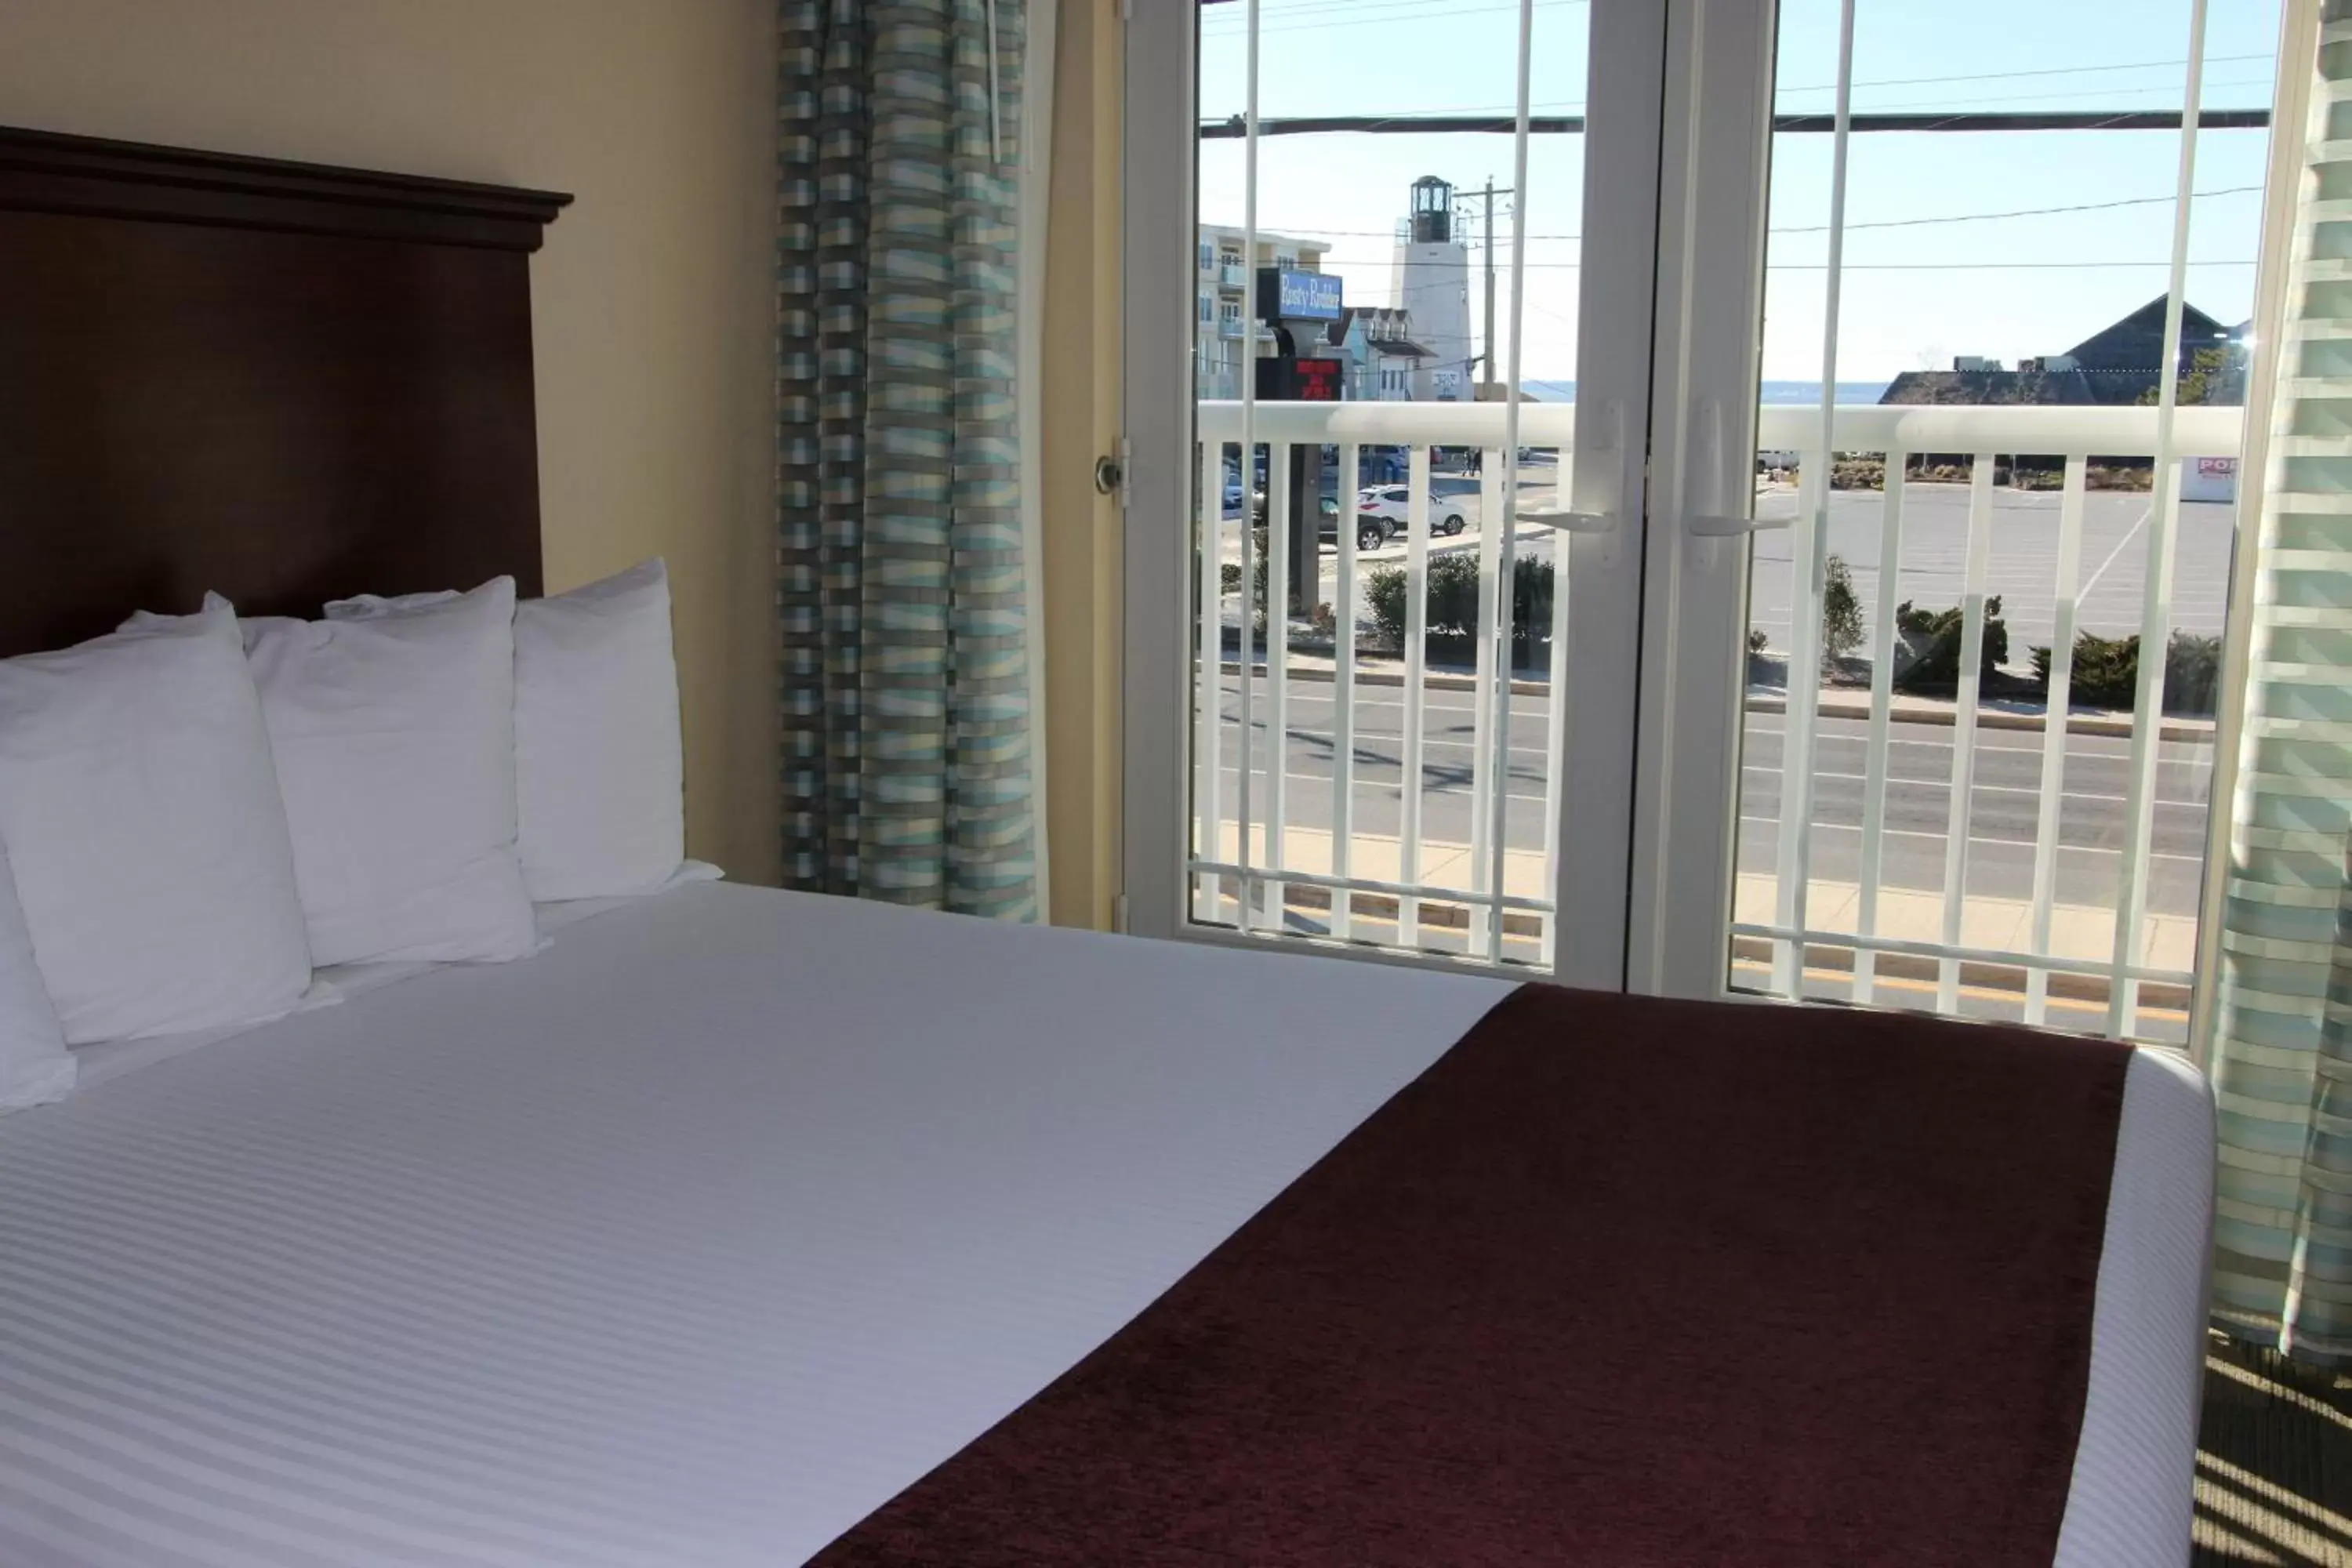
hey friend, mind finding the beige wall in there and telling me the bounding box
[1041,0,1124,931]
[1,0,783,884]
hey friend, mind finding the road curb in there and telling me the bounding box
[1219,659,1544,697]
[1737,693,2214,742]
[1217,658,2216,738]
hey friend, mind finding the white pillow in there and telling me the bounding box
[0,841,74,1111]
[0,603,314,1042]
[512,561,686,899]
[238,578,539,967]
[332,561,689,901]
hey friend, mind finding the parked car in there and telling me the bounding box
[1356,484,1467,535]
[1252,492,1396,554]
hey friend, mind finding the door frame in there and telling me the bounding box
[1626,0,1780,1000]
[1117,0,1196,941]
[1117,0,1679,985]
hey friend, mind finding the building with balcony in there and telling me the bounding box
[1195,223,1330,401]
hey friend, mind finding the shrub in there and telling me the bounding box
[2165,630,2221,716]
[1218,557,1269,633]
[1828,456,1884,491]
[1748,627,1769,655]
[1820,554,1864,670]
[1367,556,1555,664]
[2028,629,2223,716]
[2031,630,2137,709]
[1890,596,2008,692]
[1366,563,1409,647]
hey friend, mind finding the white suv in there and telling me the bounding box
[1356,485,1467,536]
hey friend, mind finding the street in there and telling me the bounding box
[1203,672,2212,917]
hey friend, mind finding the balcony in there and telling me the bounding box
[1189,397,2243,1042]
[1218,260,1247,289]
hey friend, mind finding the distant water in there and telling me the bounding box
[1523,379,1889,405]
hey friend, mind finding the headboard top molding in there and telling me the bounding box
[0,126,572,252]
[0,126,560,656]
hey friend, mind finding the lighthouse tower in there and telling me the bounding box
[1392,176,1472,401]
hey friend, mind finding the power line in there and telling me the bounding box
[1282,52,2275,121]
[1771,183,2262,234]
[1203,0,1587,39]
[1831,74,2276,117]
[1773,51,2272,96]
[1199,107,2267,137]
[1200,184,2264,243]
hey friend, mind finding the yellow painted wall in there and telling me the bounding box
[0,0,783,884]
[1041,0,1124,931]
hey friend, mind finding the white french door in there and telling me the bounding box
[1123,0,2287,1045]
[1122,0,1671,990]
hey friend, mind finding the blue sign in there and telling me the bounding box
[1257,266,1343,322]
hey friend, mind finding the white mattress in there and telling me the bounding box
[0,883,2213,1566]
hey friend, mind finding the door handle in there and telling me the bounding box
[1686,514,1788,538]
[1519,507,1617,534]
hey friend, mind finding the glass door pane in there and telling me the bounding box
[1720,0,2285,1042]
[1152,0,1663,982]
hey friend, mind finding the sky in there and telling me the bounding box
[1195,0,2286,385]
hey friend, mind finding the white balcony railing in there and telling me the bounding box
[1189,397,2243,1038]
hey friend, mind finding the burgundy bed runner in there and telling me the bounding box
[815,983,2134,1566]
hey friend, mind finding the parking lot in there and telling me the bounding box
[1737,481,2232,658]
[1221,474,2234,666]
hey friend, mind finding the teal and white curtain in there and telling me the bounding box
[2209,1,2352,1364]
[775,0,1046,920]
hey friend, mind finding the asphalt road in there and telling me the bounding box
[1205,673,2211,917]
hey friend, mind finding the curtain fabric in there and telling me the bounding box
[775,0,1039,920]
[2208,2,2352,1364]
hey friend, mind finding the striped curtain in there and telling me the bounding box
[775,0,1040,920]
[2208,2,2352,1365]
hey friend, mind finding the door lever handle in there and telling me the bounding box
[1519,507,1617,535]
[1686,514,1788,538]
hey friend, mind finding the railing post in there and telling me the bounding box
[1332,442,1361,942]
[1400,444,1432,945]
[2026,456,2090,1025]
[1470,450,1504,955]
[1936,454,1999,1013]
[1853,446,1907,1004]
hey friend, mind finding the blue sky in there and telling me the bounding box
[1196,0,2285,383]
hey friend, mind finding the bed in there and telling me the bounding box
[0,881,2211,1566]
[0,126,2216,1566]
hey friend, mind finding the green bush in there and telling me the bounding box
[1367,556,1554,663]
[1890,596,2008,692]
[2027,629,2222,716]
[1219,557,1269,632]
[2165,630,2222,715]
[1820,554,1864,670]
[2031,630,2137,708]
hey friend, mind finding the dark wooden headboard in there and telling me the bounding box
[0,128,572,656]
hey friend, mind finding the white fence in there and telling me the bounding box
[1189,397,2245,1036]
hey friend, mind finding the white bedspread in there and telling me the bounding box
[0,884,2212,1566]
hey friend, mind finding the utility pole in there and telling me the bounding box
[1481,177,1498,398]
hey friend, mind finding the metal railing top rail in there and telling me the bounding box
[1194,398,2245,458]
